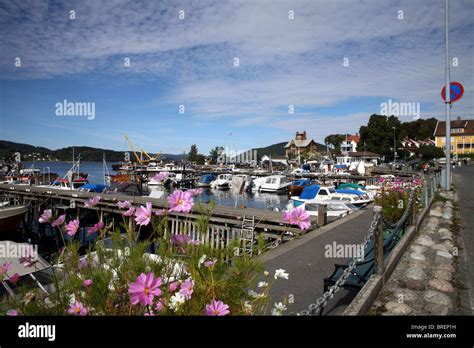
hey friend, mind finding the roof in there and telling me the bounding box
[434,119,474,137]
[346,135,360,143]
[284,139,315,148]
[347,151,380,158]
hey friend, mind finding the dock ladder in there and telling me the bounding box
[240,215,256,256]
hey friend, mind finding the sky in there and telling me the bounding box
[0,0,473,155]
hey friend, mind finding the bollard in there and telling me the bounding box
[411,197,417,231]
[373,205,384,275]
[318,204,327,226]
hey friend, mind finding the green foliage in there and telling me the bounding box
[209,146,224,164]
[416,145,445,160]
[399,118,437,140]
[324,134,346,154]
[375,189,408,224]
[358,114,401,159]
[188,144,199,162]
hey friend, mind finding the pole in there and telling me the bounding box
[444,0,451,190]
[393,127,396,162]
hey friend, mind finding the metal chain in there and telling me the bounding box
[298,188,417,316]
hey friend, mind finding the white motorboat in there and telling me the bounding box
[232,174,253,191]
[250,177,267,191]
[213,174,232,189]
[259,175,290,193]
[291,184,371,207]
[286,200,357,218]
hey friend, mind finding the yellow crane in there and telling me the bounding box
[124,135,161,164]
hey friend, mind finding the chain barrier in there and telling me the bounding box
[298,185,419,316]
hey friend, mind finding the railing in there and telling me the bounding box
[298,174,438,316]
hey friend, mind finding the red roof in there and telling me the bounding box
[346,135,360,143]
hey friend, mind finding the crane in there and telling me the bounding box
[124,135,162,164]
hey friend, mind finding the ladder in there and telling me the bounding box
[240,215,255,256]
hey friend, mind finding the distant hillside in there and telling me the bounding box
[0,140,185,162]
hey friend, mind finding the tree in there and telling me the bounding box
[209,146,224,164]
[400,118,438,140]
[324,134,346,154]
[416,145,445,160]
[188,144,199,162]
[358,114,401,160]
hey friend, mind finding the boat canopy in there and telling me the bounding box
[80,184,107,193]
[199,174,216,183]
[336,189,364,196]
[299,185,321,199]
[338,183,366,190]
[334,164,347,169]
[291,179,312,186]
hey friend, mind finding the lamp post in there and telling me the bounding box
[392,127,396,163]
[444,0,452,190]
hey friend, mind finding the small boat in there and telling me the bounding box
[287,179,312,197]
[337,182,376,200]
[78,183,108,193]
[292,185,371,208]
[214,174,232,189]
[0,202,28,231]
[197,174,216,188]
[260,175,290,193]
[286,200,357,218]
[232,174,253,192]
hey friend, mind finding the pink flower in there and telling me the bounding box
[79,258,88,269]
[67,301,88,316]
[51,214,65,227]
[84,196,101,208]
[39,209,52,224]
[168,281,179,292]
[155,209,167,216]
[179,278,194,300]
[283,211,295,225]
[87,220,104,234]
[134,202,152,226]
[123,207,135,217]
[9,273,21,284]
[155,299,164,312]
[171,234,190,246]
[19,246,37,267]
[0,262,12,277]
[204,260,216,268]
[167,190,194,213]
[152,172,169,182]
[83,279,93,287]
[204,300,230,316]
[65,219,80,236]
[292,208,311,230]
[6,309,19,316]
[128,272,162,306]
[117,200,132,209]
[187,188,203,197]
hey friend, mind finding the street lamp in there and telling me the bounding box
[392,127,396,163]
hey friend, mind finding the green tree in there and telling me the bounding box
[358,114,401,160]
[188,144,199,162]
[416,145,445,160]
[209,146,224,164]
[324,134,346,154]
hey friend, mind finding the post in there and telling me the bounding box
[317,204,327,226]
[373,205,384,275]
[444,0,451,191]
[411,196,417,231]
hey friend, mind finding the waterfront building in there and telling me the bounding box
[434,118,474,155]
[284,131,320,161]
[340,134,360,155]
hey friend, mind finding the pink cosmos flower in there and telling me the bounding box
[204,300,230,316]
[87,220,104,234]
[19,246,37,268]
[134,202,152,226]
[79,258,88,269]
[0,262,12,278]
[67,301,88,316]
[152,172,169,182]
[291,208,311,230]
[123,207,135,217]
[187,188,203,197]
[204,260,216,268]
[168,281,179,292]
[39,209,52,224]
[155,209,167,216]
[51,214,65,227]
[171,234,190,246]
[117,200,132,209]
[167,190,194,213]
[283,211,295,225]
[155,299,164,312]
[84,196,101,208]
[179,278,194,300]
[6,309,18,316]
[9,273,21,284]
[128,272,162,306]
[65,219,80,236]
[83,279,93,287]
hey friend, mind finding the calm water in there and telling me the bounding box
[22,161,289,211]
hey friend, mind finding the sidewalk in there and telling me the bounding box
[261,208,374,315]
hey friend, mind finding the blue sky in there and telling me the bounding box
[0,0,473,155]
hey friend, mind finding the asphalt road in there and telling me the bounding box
[453,165,474,314]
[261,207,375,315]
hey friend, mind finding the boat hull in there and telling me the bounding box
[0,206,28,230]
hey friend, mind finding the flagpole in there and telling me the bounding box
[444,0,451,190]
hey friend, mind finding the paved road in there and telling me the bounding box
[261,207,375,315]
[453,165,474,314]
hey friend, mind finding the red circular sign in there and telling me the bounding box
[441,82,464,102]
